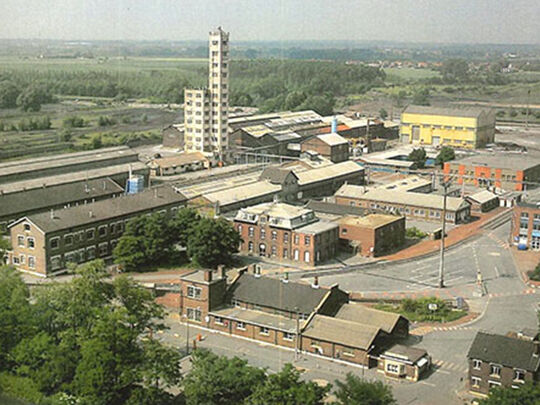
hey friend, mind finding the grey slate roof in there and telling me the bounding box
[305,200,370,216]
[335,303,406,334]
[0,178,124,218]
[16,186,187,233]
[403,105,487,119]
[467,332,540,372]
[229,273,328,315]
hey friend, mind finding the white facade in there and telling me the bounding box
[184,27,229,159]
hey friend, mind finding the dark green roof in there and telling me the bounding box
[229,273,328,315]
[0,178,123,218]
[467,332,540,372]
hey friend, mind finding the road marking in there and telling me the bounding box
[494,266,500,278]
[419,381,436,387]
[489,252,501,256]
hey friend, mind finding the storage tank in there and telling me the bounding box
[126,174,144,194]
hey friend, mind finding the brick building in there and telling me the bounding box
[7,186,187,277]
[234,202,339,266]
[334,184,471,224]
[511,201,540,251]
[173,266,427,379]
[300,133,350,163]
[444,153,540,192]
[338,214,406,257]
[467,331,540,397]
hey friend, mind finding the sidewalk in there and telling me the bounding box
[382,208,509,262]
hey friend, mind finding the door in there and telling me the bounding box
[412,126,420,142]
[259,243,266,257]
[432,136,440,146]
[293,249,299,260]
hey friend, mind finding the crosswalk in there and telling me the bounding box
[432,358,468,374]
[411,325,475,336]
[488,288,536,298]
[486,233,510,250]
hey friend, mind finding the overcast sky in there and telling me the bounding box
[1,0,538,44]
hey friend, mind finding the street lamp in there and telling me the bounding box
[180,289,190,355]
[439,178,452,288]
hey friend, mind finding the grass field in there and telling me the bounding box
[383,67,441,83]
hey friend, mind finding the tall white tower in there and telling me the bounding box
[184,27,229,161]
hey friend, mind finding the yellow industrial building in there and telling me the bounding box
[400,105,495,149]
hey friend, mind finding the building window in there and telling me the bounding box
[248,227,254,237]
[283,233,289,243]
[19,254,25,265]
[28,256,35,268]
[471,376,481,388]
[304,251,310,263]
[237,224,242,233]
[187,286,202,299]
[87,247,96,260]
[490,364,501,377]
[98,226,107,238]
[386,363,400,373]
[17,235,24,247]
[304,235,311,245]
[27,237,35,249]
[514,369,525,382]
[271,245,277,256]
[248,241,254,252]
[187,308,201,322]
[64,234,73,246]
[283,248,288,259]
[12,256,20,265]
[50,237,60,249]
[283,332,294,341]
[215,317,224,325]
[260,228,266,239]
[232,299,241,308]
[488,381,501,389]
[294,235,299,244]
[24,223,31,231]
[342,228,347,235]
[473,359,482,370]
[51,256,61,270]
[271,230,277,240]
[86,229,95,240]
[259,327,269,335]
[98,243,108,257]
[236,322,246,330]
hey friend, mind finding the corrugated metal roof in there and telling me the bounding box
[295,161,364,186]
[204,181,281,206]
[317,133,349,146]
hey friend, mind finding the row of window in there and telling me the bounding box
[402,123,476,131]
[214,316,295,340]
[239,225,311,245]
[50,241,117,270]
[362,202,455,220]
[245,241,315,262]
[472,359,525,381]
[49,222,125,249]
[11,253,36,268]
[17,235,35,249]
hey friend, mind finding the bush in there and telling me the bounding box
[529,262,540,281]
[63,116,85,128]
[376,297,467,323]
[406,227,427,239]
[97,116,116,127]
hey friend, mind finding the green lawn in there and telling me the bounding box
[383,67,441,83]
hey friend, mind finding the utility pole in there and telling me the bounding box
[439,180,450,288]
[294,307,300,361]
[180,289,190,355]
[525,89,531,129]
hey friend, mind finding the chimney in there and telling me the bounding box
[204,269,213,282]
[85,183,90,193]
[312,276,319,289]
[282,272,289,283]
[89,210,93,218]
[218,265,226,280]
[50,209,54,219]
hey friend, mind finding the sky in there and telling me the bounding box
[1,0,539,44]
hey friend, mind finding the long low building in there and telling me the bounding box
[0,162,149,195]
[0,178,124,231]
[7,186,187,277]
[334,184,471,224]
[0,146,140,184]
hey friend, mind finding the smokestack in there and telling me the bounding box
[331,115,337,133]
[204,269,213,282]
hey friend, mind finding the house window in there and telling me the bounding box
[248,241,254,252]
[283,233,289,243]
[12,256,20,265]
[232,299,241,308]
[488,381,501,389]
[271,245,277,256]
[259,327,269,335]
[342,228,347,235]
[471,376,481,388]
[27,237,35,249]
[260,229,266,239]
[64,234,73,246]
[473,359,482,370]
[187,286,202,299]
[28,256,35,268]
[342,349,355,357]
[248,227,254,237]
[237,224,242,233]
[386,363,400,373]
[271,230,277,240]
[19,254,25,264]
[236,322,246,330]
[294,235,299,244]
[86,229,95,240]
[304,235,311,245]
[24,223,31,231]
[50,256,61,270]
[98,226,107,237]
[215,317,224,325]
[98,243,108,257]
[17,235,24,247]
[283,332,294,341]
[86,247,96,260]
[283,248,288,259]
[514,369,525,382]
[187,308,201,322]
[50,237,60,249]
[490,364,501,377]
[304,251,310,263]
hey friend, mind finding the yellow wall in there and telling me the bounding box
[400,112,482,149]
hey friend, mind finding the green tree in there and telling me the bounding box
[0,266,33,369]
[114,235,147,271]
[479,382,540,405]
[435,146,455,167]
[0,80,20,108]
[408,147,427,169]
[333,373,396,405]
[441,58,469,83]
[298,94,335,116]
[412,88,430,106]
[63,116,85,128]
[0,231,10,261]
[284,91,307,110]
[379,108,388,119]
[16,85,51,112]
[91,135,103,149]
[187,217,242,268]
[170,207,201,247]
[247,363,330,405]
[183,349,265,405]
